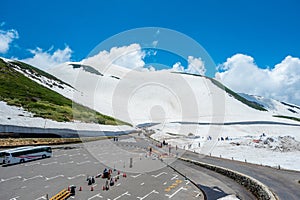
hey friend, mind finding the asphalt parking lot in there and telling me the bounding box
[0,136,203,200]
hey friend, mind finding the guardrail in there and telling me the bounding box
[50,189,71,200]
[179,157,279,200]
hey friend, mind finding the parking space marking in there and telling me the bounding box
[45,175,64,181]
[163,182,167,185]
[131,173,142,178]
[54,153,67,157]
[185,180,190,185]
[60,161,74,165]
[137,190,159,200]
[77,160,90,165]
[152,172,167,178]
[9,196,20,200]
[35,195,47,200]
[116,183,121,187]
[41,161,57,166]
[171,174,178,180]
[67,174,86,180]
[25,162,40,166]
[194,191,201,197]
[23,175,43,182]
[113,191,131,200]
[165,187,187,199]
[140,182,144,185]
[87,193,103,199]
[69,153,81,157]
[0,176,22,183]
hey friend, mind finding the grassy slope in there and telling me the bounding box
[172,72,267,111]
[10,60,73,88]
[0,58,130,126]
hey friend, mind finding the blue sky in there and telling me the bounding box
[1,0,300,104]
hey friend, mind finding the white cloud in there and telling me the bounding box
[187,56,206,75]
[83,43,146,70]
[216,53,300,105]
[0,28,19,53]
[171,56,206,75]
[172,62,185,72]
[21,46,72,70]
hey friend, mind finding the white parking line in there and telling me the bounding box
[194,191,201,197]
[69,153,81,157]
[41,161,57,166]
[0,176,22,183]
[25,162,40,166]
[67,174,86,180]
[76,160,90,165]
[113,191,131,200]
[60,161,74,165]
[9,196,20,200]
[35,196,47,200]
[163,182,167,185]
[151,172,167,178]
[171,174,178,180]
[45,175,64,181]
[137,190,159,200]
[54,153,67,157]
[23,175,43,182]
[116,183,121,187]
[185,180,190,185]
[165,187,187,199]
[131,173,142,178]
[87,193,103,199]
[140,182,144,186]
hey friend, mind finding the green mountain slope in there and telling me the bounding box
[0,58,130,126]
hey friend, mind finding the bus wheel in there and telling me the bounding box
[20,159,25,163]
[42,155,46,159]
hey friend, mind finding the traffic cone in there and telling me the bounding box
[79,186,82,191]
[68,186,70,191]
[91,186,94,191]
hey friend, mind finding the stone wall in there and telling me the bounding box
[179,157,278,200]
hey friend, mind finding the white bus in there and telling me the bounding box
[3,146,52,165]
[0,146,33,164]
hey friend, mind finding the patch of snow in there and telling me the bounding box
[150,123,300,171]
[218,195,240,200]
[0,101,132,132]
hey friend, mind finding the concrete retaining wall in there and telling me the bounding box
[0,124,132,138]
[179,157,278,200]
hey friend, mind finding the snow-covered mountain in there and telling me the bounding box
[45,58,300,171]
[47,60,300,126]
[0,57,132,133]
[239,93,300,118]
[1,56,300,170]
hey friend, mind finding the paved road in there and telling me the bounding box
[0,136,202,200]
[182,151,300,200]
[0,133,257,200]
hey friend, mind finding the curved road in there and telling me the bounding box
[182,151,300,200]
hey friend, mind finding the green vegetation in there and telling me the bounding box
[273,115,300,122]
[10,60,73,88]
[0,58,130,126]
[172,71,267,111]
